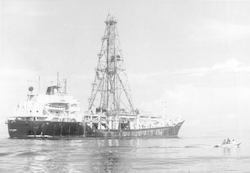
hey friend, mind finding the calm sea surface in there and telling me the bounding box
[0,126,250,173]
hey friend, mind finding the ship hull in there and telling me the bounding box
[7,120,85,139]
[85,121,184,139]
[7,120,184,139]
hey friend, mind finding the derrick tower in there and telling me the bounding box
[88,13,135,116]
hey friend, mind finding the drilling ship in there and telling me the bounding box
[83,13,184,138]
[6,14,184,139]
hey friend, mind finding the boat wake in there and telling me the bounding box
[148,145,214,149]
[148,143,241,149]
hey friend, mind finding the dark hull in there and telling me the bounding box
[7,120,184,139]
[8,120,85,139]
[85,121,184,139]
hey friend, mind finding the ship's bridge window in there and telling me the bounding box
[37,117,47,121]
[16,117,30,121]
[51,117,59,121]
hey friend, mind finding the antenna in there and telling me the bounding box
[64,79,67,94]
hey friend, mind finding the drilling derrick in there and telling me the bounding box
[88,14,135,117]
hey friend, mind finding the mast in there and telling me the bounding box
[88,13,135,116]
[63,79,67,94]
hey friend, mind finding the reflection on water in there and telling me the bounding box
[1,139,139,173]
[0,137,249,173]
[92,150,121,173]
[222,147,240,158]
[15,140,74,172]
[91,139,139,173]
[223,147,231,157]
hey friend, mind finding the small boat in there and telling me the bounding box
[214,142,241,148]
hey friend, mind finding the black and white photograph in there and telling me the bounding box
[1,0,250,172]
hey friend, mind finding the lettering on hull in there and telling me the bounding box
[9,129,17,132]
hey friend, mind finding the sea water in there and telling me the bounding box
[0,125,249,173]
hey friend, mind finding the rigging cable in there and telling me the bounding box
[65,37,100,80]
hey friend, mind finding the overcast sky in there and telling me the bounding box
[1,0,250,133]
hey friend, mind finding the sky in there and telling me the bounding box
[1,0,250,134]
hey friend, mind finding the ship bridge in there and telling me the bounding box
[46,86,60,95]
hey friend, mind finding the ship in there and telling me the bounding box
[6,13,184,139]
[82,13,184,138]
[6,75,85,139]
